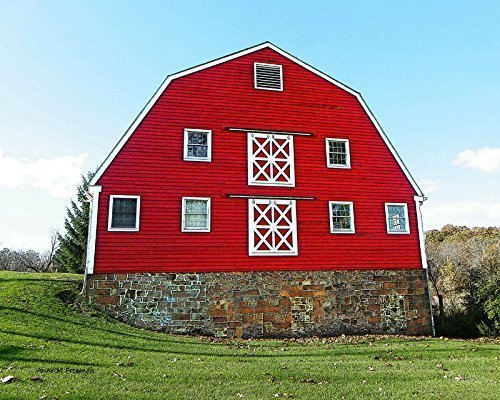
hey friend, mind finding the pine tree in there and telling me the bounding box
[56,170,96,273]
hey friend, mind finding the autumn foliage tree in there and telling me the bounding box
[426,225,500,337]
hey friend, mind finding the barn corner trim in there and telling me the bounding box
[89,42,424,197]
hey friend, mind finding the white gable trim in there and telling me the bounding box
[90,42,424,196]
[414,195,428,269]
[85,185,102,275]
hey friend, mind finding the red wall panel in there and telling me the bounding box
[93,48,423,273]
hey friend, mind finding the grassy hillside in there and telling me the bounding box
[0,272,498,400]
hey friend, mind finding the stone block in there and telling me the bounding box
[86,269,432,337]
[95,296,119,305]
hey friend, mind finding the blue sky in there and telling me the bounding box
[1,1,499,250]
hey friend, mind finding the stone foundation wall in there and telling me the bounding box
[85,269,432,337]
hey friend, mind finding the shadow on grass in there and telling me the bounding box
[4,306,489,360]
[0,305,208,346]
[1,328,474,361]
[0,345,101,367]
[0,274,81,284]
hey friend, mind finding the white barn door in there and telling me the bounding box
[247,132,295,186]
[248,199,298,256]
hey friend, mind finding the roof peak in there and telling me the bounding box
[89,42,423,197]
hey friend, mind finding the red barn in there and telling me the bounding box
[85,43,433,337]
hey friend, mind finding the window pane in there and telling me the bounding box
[332,216,351,230]
[188,145,208,158]
[331,153,346,165]
[188,132,208,145]
[331,203,350,217]
[185,213,208,228]
[328,140,347,166]
[112,198,137,228]
[186,200,208,214]
[329,141,346,153]
[387,205,407,231]
[331,203,352,231]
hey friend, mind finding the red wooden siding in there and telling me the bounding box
[93,48,422,273]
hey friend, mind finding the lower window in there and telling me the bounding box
[385,203,410,234]
[108,195,140,231]
[182,197,211,232]
[329,201,355,233]
[248,199,298,256]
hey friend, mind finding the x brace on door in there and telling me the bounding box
[248,132,295,186]
[248,198,298,256]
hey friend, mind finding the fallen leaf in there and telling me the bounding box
[116,362,134,367]
[30,376,43,381]
[1,375,14,384]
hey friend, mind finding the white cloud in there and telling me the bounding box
[422,199,500,230]
[453,147,500,173]
[0,145,87,198]
[418,178,441,194]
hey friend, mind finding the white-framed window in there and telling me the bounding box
[385,203,410,234]
[254,62,283,91]
[183,129,212,162]
[108,195,140,231]
[182,197,211,232]
[248,199,298,256]
[247,132,295,187]
[329,201,355,233]
[325,138,351,168]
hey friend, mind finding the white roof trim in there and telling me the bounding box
[90,42,424,196]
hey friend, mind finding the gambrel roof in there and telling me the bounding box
[90,42,424,197]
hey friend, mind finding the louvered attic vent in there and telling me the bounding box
[254,63,283,91]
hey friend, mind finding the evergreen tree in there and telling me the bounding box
[56,170,96,273]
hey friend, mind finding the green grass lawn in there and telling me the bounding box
[0,272,498,400]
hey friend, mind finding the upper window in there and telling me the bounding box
[385,203,410,234]
[254,63,283,91]
[183,129,212,162]
[248,132,295,187]
[182,197,211,232]
[108,195,140,231]
[326,138,351,169]
[329,201,355,233]
[248,199,298,256]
